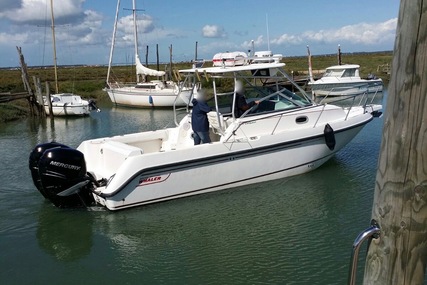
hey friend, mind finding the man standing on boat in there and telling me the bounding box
[191,90,212,145]
[234,81,259,117]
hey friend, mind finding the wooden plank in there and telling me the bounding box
[363,0,427,284]
[0,92,30,103]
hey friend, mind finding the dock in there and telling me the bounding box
[0,92,31,103]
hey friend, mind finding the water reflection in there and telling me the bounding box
[36,205,94,262]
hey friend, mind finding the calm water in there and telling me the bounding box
[1,94,386,284]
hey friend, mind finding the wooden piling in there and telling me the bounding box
[33,76,45,116]
[145,45,149,66]
[45,82,54,119]
[168,44,173,81]
[363,0,427,284]
[16,46,39,116]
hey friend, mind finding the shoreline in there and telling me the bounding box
[0,51,392,124]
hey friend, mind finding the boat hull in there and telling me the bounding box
[44,93,91,116]
[44,105,90,116]
[85,115,371,211]
[106,87,191,108]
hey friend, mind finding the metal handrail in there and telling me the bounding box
[348,219,380,285]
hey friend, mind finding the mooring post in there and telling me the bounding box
[33,76,45,116]
[45,82,54,119]
[16,46,38,116]
[145,45,149,66]
[363,0,427,284]
[168,44,173,81]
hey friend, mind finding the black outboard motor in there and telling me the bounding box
[29,143,95,208]
[88,100,101,112]
[29,142,70,198]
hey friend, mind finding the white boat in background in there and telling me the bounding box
[29,55,382,211]
[41,0,99,117]
[105,0,191,108]
[309,64,383,97]
[44,93,98,116]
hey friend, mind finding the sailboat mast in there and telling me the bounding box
[132,0,139,83]
[107,0,121,86]
[50,0,59,94]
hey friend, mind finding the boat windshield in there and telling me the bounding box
[244,86,312,116]
[323,69,344,77]
[342,68,357,77]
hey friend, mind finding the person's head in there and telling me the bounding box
[235,80,244,93]
[195,88,206,101]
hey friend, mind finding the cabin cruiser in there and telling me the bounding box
[309,64,383,97]
[44,93,99,116]
[29,56,382,211]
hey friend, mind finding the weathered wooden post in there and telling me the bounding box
[16,46,38,116]
[45,82,54,119]
[168,44,173,81]
[363,0,427,284]
[33,76,46,116]
[145,45,149,66]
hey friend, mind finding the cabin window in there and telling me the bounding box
[324,69,344,77]
[342,68,356,77]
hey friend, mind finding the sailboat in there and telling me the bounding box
[44,0,99,116]
[105,0,191,108]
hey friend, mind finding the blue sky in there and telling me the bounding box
[0,0,400,67]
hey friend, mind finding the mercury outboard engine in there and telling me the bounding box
[29,142,95,208]
[29,142,70,198]
[88,100,101,112]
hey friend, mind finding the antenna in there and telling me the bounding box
[266,14,270,51]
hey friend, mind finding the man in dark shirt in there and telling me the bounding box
[234,81,259,117]
[191,90,212,145]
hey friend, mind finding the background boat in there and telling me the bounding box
[105,0,191,108]
[309,64,383,97]
[43,0,97,117]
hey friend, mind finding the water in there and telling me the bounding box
[1,96,386,284]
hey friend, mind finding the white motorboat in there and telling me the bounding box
[42,0,99,117]
[44,93,98,116]
[309,64,383,97]
[105,0,191,108]
[29,59,382,211]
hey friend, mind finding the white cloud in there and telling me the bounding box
[55,10,105,45]
[271,34,303,45]
[198,40,241,58]
[0,32,29,44]
[115,14,156,47]
[242,35,265,49]
[269,18,397,47]
[0,0,85,25]
[202,25,226,38]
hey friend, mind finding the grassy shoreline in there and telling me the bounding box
[0,51,392,124]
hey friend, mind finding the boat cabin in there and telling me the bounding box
[322,64,361,79]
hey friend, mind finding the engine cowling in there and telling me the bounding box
[30,143,95,208]
[29,142,70,198]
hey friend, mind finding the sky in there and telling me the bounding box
[0,0,400,68]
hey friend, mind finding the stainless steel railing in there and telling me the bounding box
[348,219,381,285]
